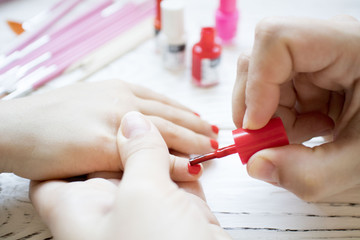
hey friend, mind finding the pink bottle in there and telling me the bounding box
[215,0,239,44]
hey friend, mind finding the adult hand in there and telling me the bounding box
[0,80,218,180]
[30,112,231,240]
[232,16,360,201]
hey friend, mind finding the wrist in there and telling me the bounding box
[0,100,25,174]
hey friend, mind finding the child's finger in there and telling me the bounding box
[128,83,194,113]
[169,155,203,182]
[138,99,218,139]
[29,180,67,222]
[148,116,218,155]
[232,53,250,129]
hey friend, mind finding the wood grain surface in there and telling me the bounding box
[1,0,360,239]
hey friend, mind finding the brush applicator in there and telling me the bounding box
[189,117,289,166]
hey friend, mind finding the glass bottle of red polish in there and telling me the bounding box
[192,27,222,87]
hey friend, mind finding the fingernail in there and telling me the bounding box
[188,163,201,175]
[210,139,219,150]
[211,125,219,134]
[248,156,278,183]
[242,110,249,129]
[194,112,200,117]
[121,112,151,138]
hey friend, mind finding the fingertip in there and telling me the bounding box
[242,109,272,130]
[247,153,278,184]
[247,145,336,201]
[232,114,243,129]
[187,163,202,175]
[243,74,281,130]
[242,110,250,129]
[211,125,219,135]
[29,180,67,217]
[119,111,151,140]
[118,112,171,183]
[170,155,203,182]
[210,139,219,150]
[200,119,219,139]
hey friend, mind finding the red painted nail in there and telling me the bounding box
[188,163,201,175]
[194,112,200,117]
[211,125,219,134]
[210,139,219,150]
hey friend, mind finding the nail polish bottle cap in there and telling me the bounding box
[232,117,289,165]
[215,0,239,44]
[161,0,185,43]
[219,0,237,13]
[199,27,216,50]
[154,0,163,32]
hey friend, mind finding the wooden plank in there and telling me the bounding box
[1,0,360,239]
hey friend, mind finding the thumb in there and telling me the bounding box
[247,142,360,202]
[117,111,171,184]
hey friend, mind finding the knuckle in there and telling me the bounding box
[167,107,183,123]
[126,142,165,159]
[161,120,182,143]
[255,17,285,42]
[149,116,184,148]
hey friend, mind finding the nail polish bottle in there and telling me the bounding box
[192,27,222,87]
[189,117,289,165]
[159,0,186,71]
[154,0,163,53]
[215,0,239,44]
[154,0,163,36]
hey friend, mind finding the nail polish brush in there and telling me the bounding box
[189,117,289,166]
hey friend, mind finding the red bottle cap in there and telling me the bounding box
[154,0,163,32]
[200,27,216,50]
[232,117,289,164]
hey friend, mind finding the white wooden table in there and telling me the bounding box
[1,0,360,239]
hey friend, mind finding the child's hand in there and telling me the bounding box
[232,16,360,201]
[0,80,218,180]
[30,112,231,240]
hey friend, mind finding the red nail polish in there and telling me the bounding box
[192,27,222,87]
[210,139,219,149]
[189,117,289,166]
[194,112,200,117]
[211,125,219,134]
[188,163,201,175]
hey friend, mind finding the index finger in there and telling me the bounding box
[244,17,348,129]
